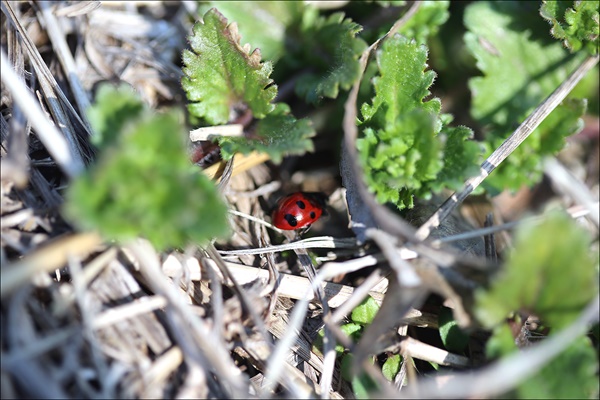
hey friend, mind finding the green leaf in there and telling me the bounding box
[398,0,450,45]
[182,8,277,125]
[198,2,304,63]
[485,322,517,359]
[341,353,379,399]
[293,10,368,104]
[216,103,315,164]
[475,212,598,329]
[356,34,480,209]
[518,337,599,399]
[481,98,586,192]
[438,306,470,354]
[342,321,364,339]
[435,125,482,192]
[86,84,144,149]
[65,85,229,250]
[351,296,381,325]
[540,0,599,55]
[361,34,441,126]
[465,1,587,192]
[382,354,401,382]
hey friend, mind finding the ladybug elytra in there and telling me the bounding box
[271,192,327,231]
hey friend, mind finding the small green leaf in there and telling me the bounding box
[485,323,517,359]
[438,306,470,354]
[293,11,367,104]
[86,84,144,149]
[540,0,599,55]
[357,34,479,209]
[434,125,482,192]
[341,322,364,340]
[382,354,402,382]
[358,109,444,209]
[517,337,599,399]
[341,353,379,399]
[182,8,277,125]
[351,296,381,325]
[399,0,450,45]
[216,103,315,164]
[199,2,304,62]
[475,212,598,329]
[65,85,229,250]
[361,34,440,126]
[465,1,587,192]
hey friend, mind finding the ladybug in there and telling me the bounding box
[271,192,327,231]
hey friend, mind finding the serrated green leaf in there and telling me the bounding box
[475,212,598,329]
[518,337,599,399]
[86,84,144,149]
[358,109,443,209]
[293,11,367,104]
[216,103,314,163]
[182,8,277,125]
[398,0,450,45]
[382,354,402,382]
[540,0,599,55]
[357,34,480,209]
[438,306,470,354]
[465,1,588,192]
[435,126,482,191]
[361,34,440,126]
[65,85,229,250]
[351,296,381,325]
[199,2,303,63]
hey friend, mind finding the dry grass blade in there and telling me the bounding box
[415,54,600,242]
[0,50,84,177]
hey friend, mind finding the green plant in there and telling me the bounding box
[64,84,229,250]
[59,1,598,397]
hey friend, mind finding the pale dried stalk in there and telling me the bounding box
[543,157,599,228]
[415,54,600,242]
[0,232,103,298]
[92,295,168,329]
[0,50,84,178]
[217,235,359,255]
[398,336,470,369]
[2,1,91,163]
[38,2,92,128]
[261,252,407,396]
[127,239,249,398]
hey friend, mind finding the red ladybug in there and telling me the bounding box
[271,192,327,231]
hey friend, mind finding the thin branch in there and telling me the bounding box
[415,54,600,241]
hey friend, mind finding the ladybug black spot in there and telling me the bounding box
[284,214,298,227]
[296,200,306,209]
[309,211,316,219]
